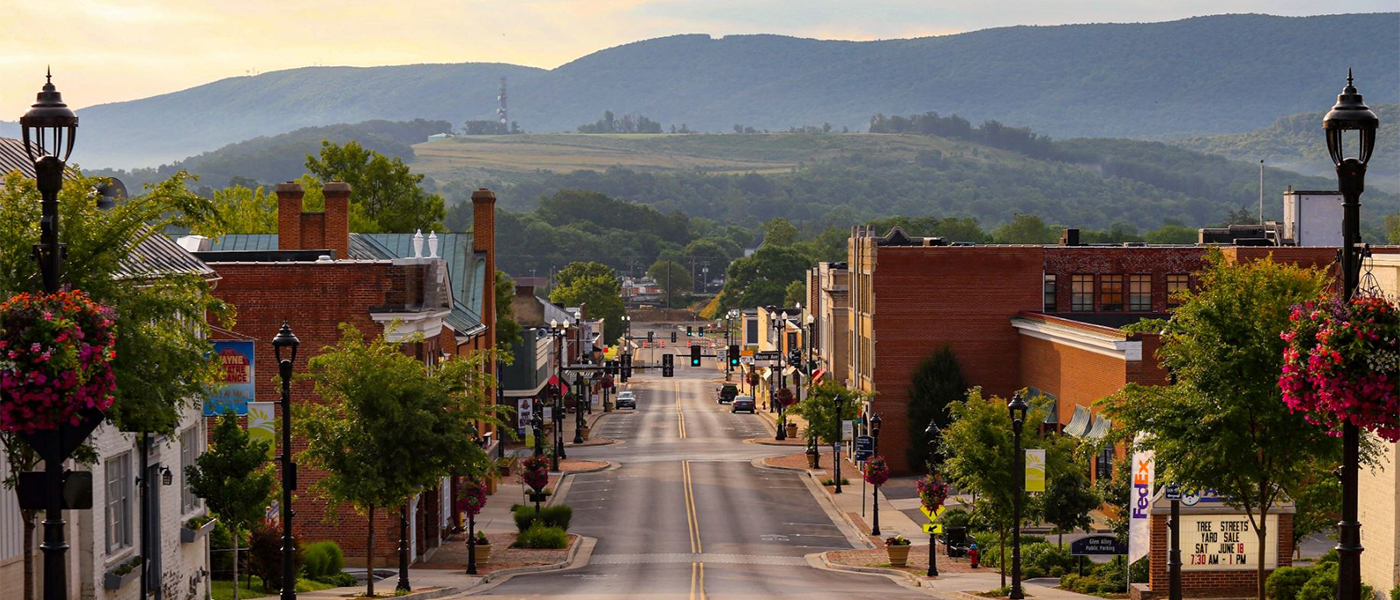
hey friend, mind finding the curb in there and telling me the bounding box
[810,551,936,593]
[745,437,808,447]
[466,534,595,592]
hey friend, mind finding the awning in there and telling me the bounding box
[811,368,827,382]
[546,375,570,396]
[1064,405,1092,437]
[1086,415,1113,440]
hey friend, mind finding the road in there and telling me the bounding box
[470,360,927,599]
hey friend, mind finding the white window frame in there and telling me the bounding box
[180,426,202,514]
[105,452,133,553]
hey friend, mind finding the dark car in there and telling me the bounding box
[615,391,636,410]
[731,395,756,413]
[717,383,739,404]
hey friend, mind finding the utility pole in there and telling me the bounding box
[1258,159,1265,224]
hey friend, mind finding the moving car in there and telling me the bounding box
[716,383,739,404]
[731,395,756,414]
[615,391,637,410]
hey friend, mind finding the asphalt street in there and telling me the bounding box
[471,359,928,599]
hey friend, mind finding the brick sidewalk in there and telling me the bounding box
[417,532,576,574]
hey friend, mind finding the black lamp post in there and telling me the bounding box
[1007,391,1029,600]
[1324,70,1378,600]
[271,322,301,600]
[574,373,586,444]
[531,399,544,458]
[774,311,788,440]
[870,411,882,536]
[925,419,943,577]
[833,394,844,494]
[396,505,412,593]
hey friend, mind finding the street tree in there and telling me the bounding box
[297,324,500,597]
[942,387,1049,587]
[1039,437,1100,548]
[992,213,1059,243]
[304,140,445,233]
[906,345,966,470]
[185,412,277,600]
[1099,251,1345,600]
[790,381,863,444]
[718,245,812,310]
[554,261,619,290]
[192,185,278,236]
[550,266,627,344]
[647,260,690,307]
[0,171,229,600]
[783,280,805,307]
[495,270,522,353]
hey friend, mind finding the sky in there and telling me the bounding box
[0,0,1393,116]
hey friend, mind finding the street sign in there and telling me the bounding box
[1164,483,1182,500]
[919,505,946,522]
[740,348,755,356]
[921,523,944,534]
[1070,535,1128,556]
[853,435,874,461]
[754,351,779,361]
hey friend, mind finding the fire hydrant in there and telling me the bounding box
[968,542,979,568]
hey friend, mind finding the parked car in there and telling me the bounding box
[615,391,636,410]
[716,383,739,404]
[731,396,756,413]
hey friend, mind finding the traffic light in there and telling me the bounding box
[648,331,654,343]
[690,345,702,367]
[621,354,632,381]
[728,345,740,367]
[662,353,674,377]
[671,331,677,343]
[605,360,617,376]
[686,326,693,337]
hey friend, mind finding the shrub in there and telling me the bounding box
[1316,548,1339,565]
[941,508,972,529]
[513,505,537,532]
[1266,566,1314,600]
[1297,563,1338,600]
[512,524,569,549]
[1023,542,1074,579]
[302,541,345,582]
[210,521,236,578]
[246,525,302,591]
[1389,584,1398,600]
[513,504,572,532]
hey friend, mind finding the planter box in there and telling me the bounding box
[474,542,492,563]
[887,545,911,567]
[104,567,140,590]
[181,518,218,544]
[785,423,799,438]
[484,475,498,495]
[580,426,591,441]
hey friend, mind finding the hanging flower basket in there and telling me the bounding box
[0,290,117,434]
[1280,296,1400,442]
[775,387,796,407]
[865,456,890,486]
[916,474,949,513]
[520,455,550,492]
[456,480,487,519]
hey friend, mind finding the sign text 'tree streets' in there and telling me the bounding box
[1183,514,1278,570]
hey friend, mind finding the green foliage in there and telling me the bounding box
[1100,251,1342,600]
[1289,472,1340,550]
[301,541,345,582]
[495,270,522,353]
[549,262,627,344]
[783,280,806,307]
[1021,542,1075,579]
[246,525,302,592]
[189,185,279,237]
[719,245,812,310]
[790,381,862,444]
[940,507,971,529]
[906,345,966,470]
[993,214,1059,244]
[577,111,664,134]
[1040,447,1100,547]
[1265,566,1314,600]
[512,504,572,532]
[512,524,569,549]
[647,260,690,307]
[1387,214,1400,245]
[1390,584,1398,600]
[186,412,277,544]
[305,140,445,232]
[762,217,799,247]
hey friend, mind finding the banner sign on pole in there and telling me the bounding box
[247,402,276,459]
[842,420,855,441]
[1025,448,1046,492]
[1128,435,1155,564]
[205,341,255,416]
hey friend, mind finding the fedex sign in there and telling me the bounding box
[1131,457,1153,519]
[1127,439,1154,564]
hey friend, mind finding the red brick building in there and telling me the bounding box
[187,183,500,566]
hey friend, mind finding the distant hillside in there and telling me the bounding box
[62,13,1399,169]
[1173,103,1400,191]
[90,119,452,191]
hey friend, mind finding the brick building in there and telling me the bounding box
[187,183,500,566]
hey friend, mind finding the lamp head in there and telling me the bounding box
[924,419,941,440]
[271,321,300,364]
[1007,391,1029,423]
[19,69,79,163]
[870,412,882,433]
[1323,69,1379,167]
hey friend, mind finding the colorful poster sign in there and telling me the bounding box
[1183,514,1278,570]
[205,341,255,416]
[247,402,276,459]
[1025,448,1046,492]
[1128,438,1155,564]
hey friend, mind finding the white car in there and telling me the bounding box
[615,391,636,409]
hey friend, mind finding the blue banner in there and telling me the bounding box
[205,341,255,416]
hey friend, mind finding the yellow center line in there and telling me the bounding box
[675,380,685,439]
[690,562,698,600]
[699,562,707,600]
[685,460,703,554]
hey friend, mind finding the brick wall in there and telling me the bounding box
[1018,335,1127,424]
[1045,247,1203,313]
[1143,512,1293,599]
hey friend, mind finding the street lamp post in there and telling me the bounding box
[531,399,544,458]
[871,412,882,536]
[774,311,788,440]
[272,323,301,600]
[19,71,92,600]
[1007,391,1029,600]
[396,505,412,593]
[574,373,586,444]
[925,419,943,577]
[833,394,844,494]
[1324,70,1379,600]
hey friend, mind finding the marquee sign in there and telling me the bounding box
[1183,514,1278,570]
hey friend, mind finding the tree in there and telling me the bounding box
[943,387,1050,586]
[1386,214,1400,244]
[495,270,522,353]
[297,325,498,597]
[648,260,690,307]
[1040,439,1100,548]
[783,280,806,307]
[554,261,619,291]
[718,246,812,310]
[0,171,231,600]
[906,346,966,470]
[550,272,627,345]
[192,185,278,236]
[304,140,445,233]
[1099,251,1343,600]
[1287,468,1340,558]
[762,217,799,247]
[790,381,862,444]
[185,412,277,600]
[992,213,1059,243]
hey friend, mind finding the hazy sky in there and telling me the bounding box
[0,0,1393,116]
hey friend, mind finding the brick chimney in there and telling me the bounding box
[322,182,351,259]
[472,188,497,351]
[276,181,304,251]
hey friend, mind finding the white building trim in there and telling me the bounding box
[372,309,452,342]
[1011,317,1141,361]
